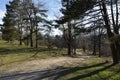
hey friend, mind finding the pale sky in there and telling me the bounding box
[0,0,62,24]
[0,0,62,35]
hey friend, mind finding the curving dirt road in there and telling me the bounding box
[0,55,92,80]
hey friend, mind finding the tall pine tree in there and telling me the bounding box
[2,0,20,42]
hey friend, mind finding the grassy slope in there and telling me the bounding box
[0,41,63,70]
[59,58,120,80]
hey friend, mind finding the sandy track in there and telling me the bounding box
[0,55,91,80]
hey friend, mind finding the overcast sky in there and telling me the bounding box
[0,0,62,24]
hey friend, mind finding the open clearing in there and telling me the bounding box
[0,41,120,80]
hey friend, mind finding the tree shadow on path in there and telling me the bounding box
[68,64,114,80]
[0,61,114,80]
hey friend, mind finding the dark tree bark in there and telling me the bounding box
[26,36,29,46]
[35,29,38,48]
[26,27,29,46]
[99,0,119,64]
[92,30,96,55]
[98,29,102,57]
[30,29,33,47]
[110,43,119,64]
[67,22,72,56]
[92,42,96,55]
[73,36,77,55]
[19,26,22,45]
[19,36,22,45]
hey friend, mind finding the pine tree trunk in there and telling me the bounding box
[30,29,33,47]
[26,27,29,46]
[26,36,29,46]
[110,43,119,64]
[115,42,120,61]
[98,29,102,57]
[18,24,22,45]
[67,22,72,56]
[68,44,71,55]
[92,43,96,55]
[20,36,22,45]
[73,37,77,55]
[98,36,101,57]
[92,30,96,55]
[35,30,38,48]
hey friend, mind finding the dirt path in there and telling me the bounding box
[0,55,92,80]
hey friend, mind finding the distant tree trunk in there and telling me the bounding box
[34,9,38,48]
[92,43,96,55]
[98,27,102,57]
[73,37,77,55]
[82,39,86,53]
[18,23,22,45]
[19,27,22,45]
[67,22,72,56]
[26,36,29,46]
[30,29,33,47]
[20,36,22,45]
[73,20,77,55]
[26,27,29,46]
[48,36,51,51]
[98,35,101,57]
[35,29,38,48]
[92,30,96,55]
[29,17,33,47]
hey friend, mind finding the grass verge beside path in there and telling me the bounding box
[59,58,120,80]
[0,41,63,72]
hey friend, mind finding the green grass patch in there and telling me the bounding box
[0,41,64,66]
[59,58,120,80]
